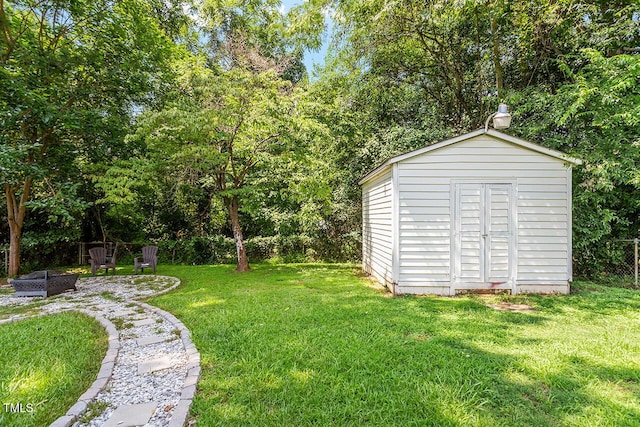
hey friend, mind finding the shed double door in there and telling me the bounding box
[454,183,514,289]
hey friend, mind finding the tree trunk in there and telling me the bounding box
[490,16,505,99]
[226,195,250,272]
[8,224,21,277]
[5,179,32,276]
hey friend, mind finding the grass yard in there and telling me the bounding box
[0,312,108,426]
[150,263,640,427]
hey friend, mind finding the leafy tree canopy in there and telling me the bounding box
[0,0,177,274]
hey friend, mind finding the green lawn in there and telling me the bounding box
[150,263,640,427]
[0,312,108,426]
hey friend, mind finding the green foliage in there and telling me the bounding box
[117,49,338,267]
[0,145,43,187]
[0,0,177,272]
[3,0,638,272]
[510,50,640,275]
[27,182,91,226]
[307,0,640,274]
[200,0,311,82]
[155,234,348,265]
[158,236,236,264]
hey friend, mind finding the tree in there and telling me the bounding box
[0,0,173,275]
[510,50,640,275]
[199,0,313,83]
[291,0,640,274]
[93,0,333,267]
[128,56,312,271]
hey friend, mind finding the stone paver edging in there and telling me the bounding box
[136,302,201,427]
[49,312,120,427]
[0,275,199,427]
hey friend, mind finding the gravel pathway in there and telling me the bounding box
[0,275,199,427]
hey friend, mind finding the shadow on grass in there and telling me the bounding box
[0,312,107,427]
[150,264,640,426]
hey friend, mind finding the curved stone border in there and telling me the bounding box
[0,311,51,326]
[0,275,200,427]
[0,310,121,427]
[145,277,183,298]
[136,302,201,427]
[49,312,120,427]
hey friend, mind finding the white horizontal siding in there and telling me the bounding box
[395,134,571,292]
[362,170,394,287]
[397,171,451,286]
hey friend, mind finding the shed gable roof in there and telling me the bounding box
[359,129,582,185]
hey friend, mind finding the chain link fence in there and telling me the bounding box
[3,238,640,287]
[593,238,639,288]
[1,242,156,276]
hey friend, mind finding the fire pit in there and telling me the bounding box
[9,270,79,297]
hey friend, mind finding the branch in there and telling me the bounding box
[17,177,32,225]
[236,158,259,187]
[231,131,280,187]
[4,8,33,62]
[37,3,47,47]
[0,0,14,62]
[255,133,280,150]
[38,128,56,155]
[227,116,246,181]
[4,183,17,225]
[4,176,32,230]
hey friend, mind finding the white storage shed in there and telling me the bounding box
[360,129,582,295]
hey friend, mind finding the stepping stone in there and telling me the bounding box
[97,304,121,310]
[136,335,165,346]
[132,318,156,327]
[109,310,136,317]
[102,402,158,427]
[138,355,173,374]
